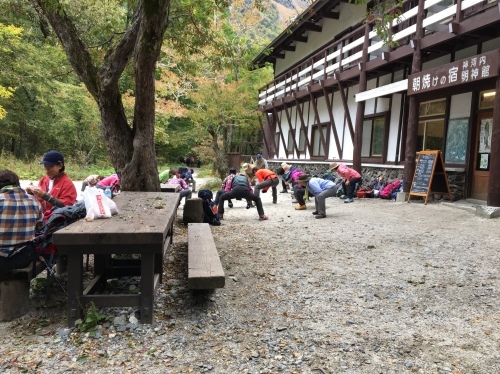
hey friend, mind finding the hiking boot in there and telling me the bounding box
[295,204,307,210]
[228,202,233,208]
[315,214,327,219]
[259,214,268,220]
[339,195,346,199]
[344,198,353,203]
[280,189,288,193]
[273,200,277,204]
[246,204,255,209]
[312,211,319,215]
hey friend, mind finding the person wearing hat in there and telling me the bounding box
[218,173,268,221]
[252,167,279,204]
[277,163,305,193]
[255,154,268,170]
[296,174,338,219]
[329,162,362,203]
[214,167,238,209]
[26,150,77,222]
[241,162,256,208]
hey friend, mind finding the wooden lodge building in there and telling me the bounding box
[252,0,500,206]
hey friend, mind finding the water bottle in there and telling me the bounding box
[104,186,112,199]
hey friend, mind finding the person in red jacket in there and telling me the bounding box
[26,150,77,221]
[329,162,362,203]
[252,167,279,204]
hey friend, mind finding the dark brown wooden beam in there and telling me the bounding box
[303,22,322,33]
[284,105,300,156]
[293,35,308,43]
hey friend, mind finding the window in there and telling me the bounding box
[287,129,295,153]
[418,99,446,152]
[312,124,328,157]
[418,119,445,151]
[298,128,306,152]
[479,90,495,109]
[274,132,280,157]
[362,116,386,158]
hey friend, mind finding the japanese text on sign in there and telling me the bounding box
[408,50,498,95]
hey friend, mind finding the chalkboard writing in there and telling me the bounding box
[411,153,436,194]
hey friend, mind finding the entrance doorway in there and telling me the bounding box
[471,111,493,200]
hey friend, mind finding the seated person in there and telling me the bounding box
[96,173,120,193]
[167,173,192,207]
[0,170,44,272]
[81,174,105,192]
[26,150,77,222]
[214,167,237,208]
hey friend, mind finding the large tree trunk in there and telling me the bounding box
[34,0,170,191]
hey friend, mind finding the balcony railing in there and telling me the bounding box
[258,0,489,107]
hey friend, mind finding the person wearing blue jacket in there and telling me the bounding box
[296,174,338,219]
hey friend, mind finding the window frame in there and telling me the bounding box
[361,112,389,163]
[311,123,329,160]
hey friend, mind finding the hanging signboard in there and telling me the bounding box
[408,150,452,204]
[408,49,499,95]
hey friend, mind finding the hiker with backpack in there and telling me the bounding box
[329,162,362,203]
[25,150,77,221]
[0,170,44,272]
[217,173,268,221]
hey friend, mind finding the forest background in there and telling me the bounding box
[0,0,310,182]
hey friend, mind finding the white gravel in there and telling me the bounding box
[1,181,498,373]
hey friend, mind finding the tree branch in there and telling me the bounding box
[33,0,100,100]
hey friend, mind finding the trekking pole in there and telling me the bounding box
[39,256,68,296]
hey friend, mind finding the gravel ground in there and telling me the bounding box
[0,184,498,374]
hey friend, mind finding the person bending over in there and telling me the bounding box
[296,174,338,219]
[214,167,237,208]
[329,162,362,203]
[252,167,279,204]
[218,174,268,221]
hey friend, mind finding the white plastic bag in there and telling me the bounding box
[83,187,112,221]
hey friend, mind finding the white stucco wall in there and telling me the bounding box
[387,94,403,163]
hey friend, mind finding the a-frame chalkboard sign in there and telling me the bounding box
[408,150,452,204]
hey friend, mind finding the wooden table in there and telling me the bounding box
[160,183,180,193]
[53,192,179,327]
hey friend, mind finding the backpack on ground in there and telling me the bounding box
[379,180,401,199]
[197,189,221,226]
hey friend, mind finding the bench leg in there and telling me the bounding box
[0,280,30,321]
[140,254,154,324]
[66,254,83,328]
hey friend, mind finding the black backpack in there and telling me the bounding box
[197,189,221,226]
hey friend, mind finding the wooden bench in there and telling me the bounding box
[160,183,181,193]
[187,223,225,289]
[0,259,46,321]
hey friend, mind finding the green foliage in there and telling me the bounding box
[201,177,223,192]
[74,302,108,332]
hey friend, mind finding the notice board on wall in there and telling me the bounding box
[408,150,452,204]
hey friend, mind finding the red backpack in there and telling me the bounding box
[379,180,401,199]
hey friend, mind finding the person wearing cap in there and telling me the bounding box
[296,174,338,219]
[329,162,362,203]
[26,150,77,221]
[214,167,237,208]
[255,154,268,170]
[167,172,192,207]
[252,167,279,204]
[0,170,44,272]
[218,173,268,221]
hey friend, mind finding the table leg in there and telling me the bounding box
[141,254,155,324]
[66,253,83,328]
